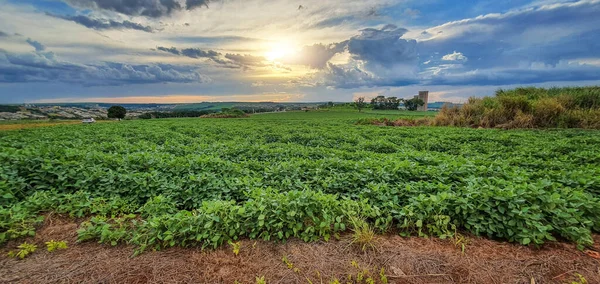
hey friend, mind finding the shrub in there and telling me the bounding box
[533,97,565,127]
[426,86,600,129]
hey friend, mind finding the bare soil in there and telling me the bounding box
[1,215,599,284]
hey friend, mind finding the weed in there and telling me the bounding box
[45,240,68,252]
[255,276,266,284]
[380,268,388,284]
[571,273,588,284]
[228,240,240,256]
[282,255,294,269]
[454,231,469,254]
[349,216,376,251]
[7,242,37,259]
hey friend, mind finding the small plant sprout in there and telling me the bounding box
[255,276,267,284]
[282,255,294,269]
[349,216,376,252]
[7,242,38,259]
[228,240,240,256]
[454,231,469,255]
[571,273,588,284]
[380,267,388,284]
[45,240,68,252]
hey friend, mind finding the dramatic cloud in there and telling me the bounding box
[156,46,230,66]
[157,46,220,58]
[181,48,220,59]
[26,39,46,52]
[442,51,467,62]
[155,46,269,69]
[420,0,600,69]
[313,1,600,89]
[1,0,599,103]
[63,0,209,18]
[347,24,417,67]
[1,40,209,86]
[282,42,347,69]
[48,14,154,32]
[186,0,210,10]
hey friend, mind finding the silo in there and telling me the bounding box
[418,91,429,111]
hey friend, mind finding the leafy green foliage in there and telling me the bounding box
[107,106,127,120]
[45,240,68,252]
[433,86,600,128]
[1,110,599,252]
[404,97,425,111]
[7,242,37,259]
[354,97,367,112]
[371,96,401,110]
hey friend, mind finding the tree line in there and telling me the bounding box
[354,96,425,112]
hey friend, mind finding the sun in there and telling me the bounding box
[265,41,297,62]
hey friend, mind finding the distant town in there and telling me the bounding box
[0,101,460,120]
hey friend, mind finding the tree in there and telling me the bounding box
[371,96,387,109]
[355,97,367,112]
[385,97,401,110]
[404,98,425,111]
[107,106,127,120]
[371,96,401,110]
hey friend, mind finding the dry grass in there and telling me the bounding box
[1,216,600,283]
[348,217,377,252]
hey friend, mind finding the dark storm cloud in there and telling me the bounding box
[181,48,220,59]
[63,0,210,18]
[157,46,181,55]
[156,46,221,59]
[26,38,46,52]
[47,13,154,32]
[0,31,8,37]
[186,0,210,10]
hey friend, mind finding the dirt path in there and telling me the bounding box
[1,216,599,284]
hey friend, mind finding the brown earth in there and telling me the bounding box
[1,215,599,284]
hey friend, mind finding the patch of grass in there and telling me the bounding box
[349,217,377,252]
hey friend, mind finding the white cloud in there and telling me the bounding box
[442,51,467,62]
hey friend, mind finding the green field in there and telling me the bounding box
[1,110,599,253]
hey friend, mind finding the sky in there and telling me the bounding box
[0,0,599,104]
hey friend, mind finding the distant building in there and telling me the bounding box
[417,91,429,111]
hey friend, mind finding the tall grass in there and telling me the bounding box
[433,86,600,129]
